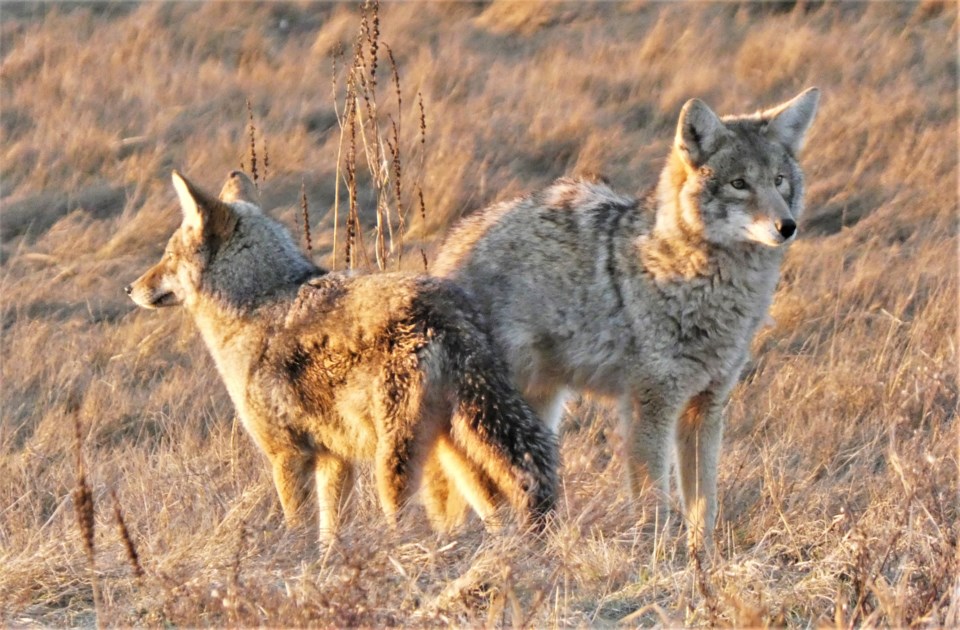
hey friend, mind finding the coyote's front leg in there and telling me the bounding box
[620,390,683,531]
[676,380,733,556]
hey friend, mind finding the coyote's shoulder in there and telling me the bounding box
[434,88,821,553]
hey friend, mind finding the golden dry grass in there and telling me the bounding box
[1,2,957,627]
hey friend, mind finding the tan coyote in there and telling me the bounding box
[127,170,557,542]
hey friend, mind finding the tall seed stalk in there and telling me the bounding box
[330,0,428,272]
[72,404,104,629]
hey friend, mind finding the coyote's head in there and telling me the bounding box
[126,171,315,311]
[662,88,820,248]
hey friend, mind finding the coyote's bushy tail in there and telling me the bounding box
[446,334,558,526]
[406,279,557,528]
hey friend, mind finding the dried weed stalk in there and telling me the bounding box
[330,0,428,272]
[245,98,259,189]
[240,99,268,193]
[301,179,313,255]
[72,403,103,629]
[111,489,144,580]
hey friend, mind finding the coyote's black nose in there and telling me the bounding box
[777,219,797,240]
[124,284,133,295]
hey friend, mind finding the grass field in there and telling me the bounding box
[1,1,957,626]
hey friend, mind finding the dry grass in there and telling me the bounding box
[1,2,957,627]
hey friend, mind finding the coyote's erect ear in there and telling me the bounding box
[675,98,726,168]
[172,170,238,245]
[218,170,260,205]
[762,87,820,154]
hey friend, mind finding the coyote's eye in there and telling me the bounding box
[775,174,784,186]
[730,178,747,190]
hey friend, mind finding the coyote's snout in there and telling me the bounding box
[128,170,557,542]
[434,88,820,554]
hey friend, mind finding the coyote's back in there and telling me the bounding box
[434,89,820,553]
[127,170,557,542]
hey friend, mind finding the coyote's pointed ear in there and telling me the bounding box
[219,170,260,205]
[172,170,238,244]
[675,98,726,168]
[763,87,820,154]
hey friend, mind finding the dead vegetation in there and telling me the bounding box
[0,2,956,627]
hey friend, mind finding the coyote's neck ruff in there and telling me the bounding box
[433,88,820,554]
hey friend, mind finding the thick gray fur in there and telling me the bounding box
[433,89,820,553]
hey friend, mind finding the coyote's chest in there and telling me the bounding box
[634,262,777,384]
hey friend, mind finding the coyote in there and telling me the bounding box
[434,88,820,552]
[126,170,557,542]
